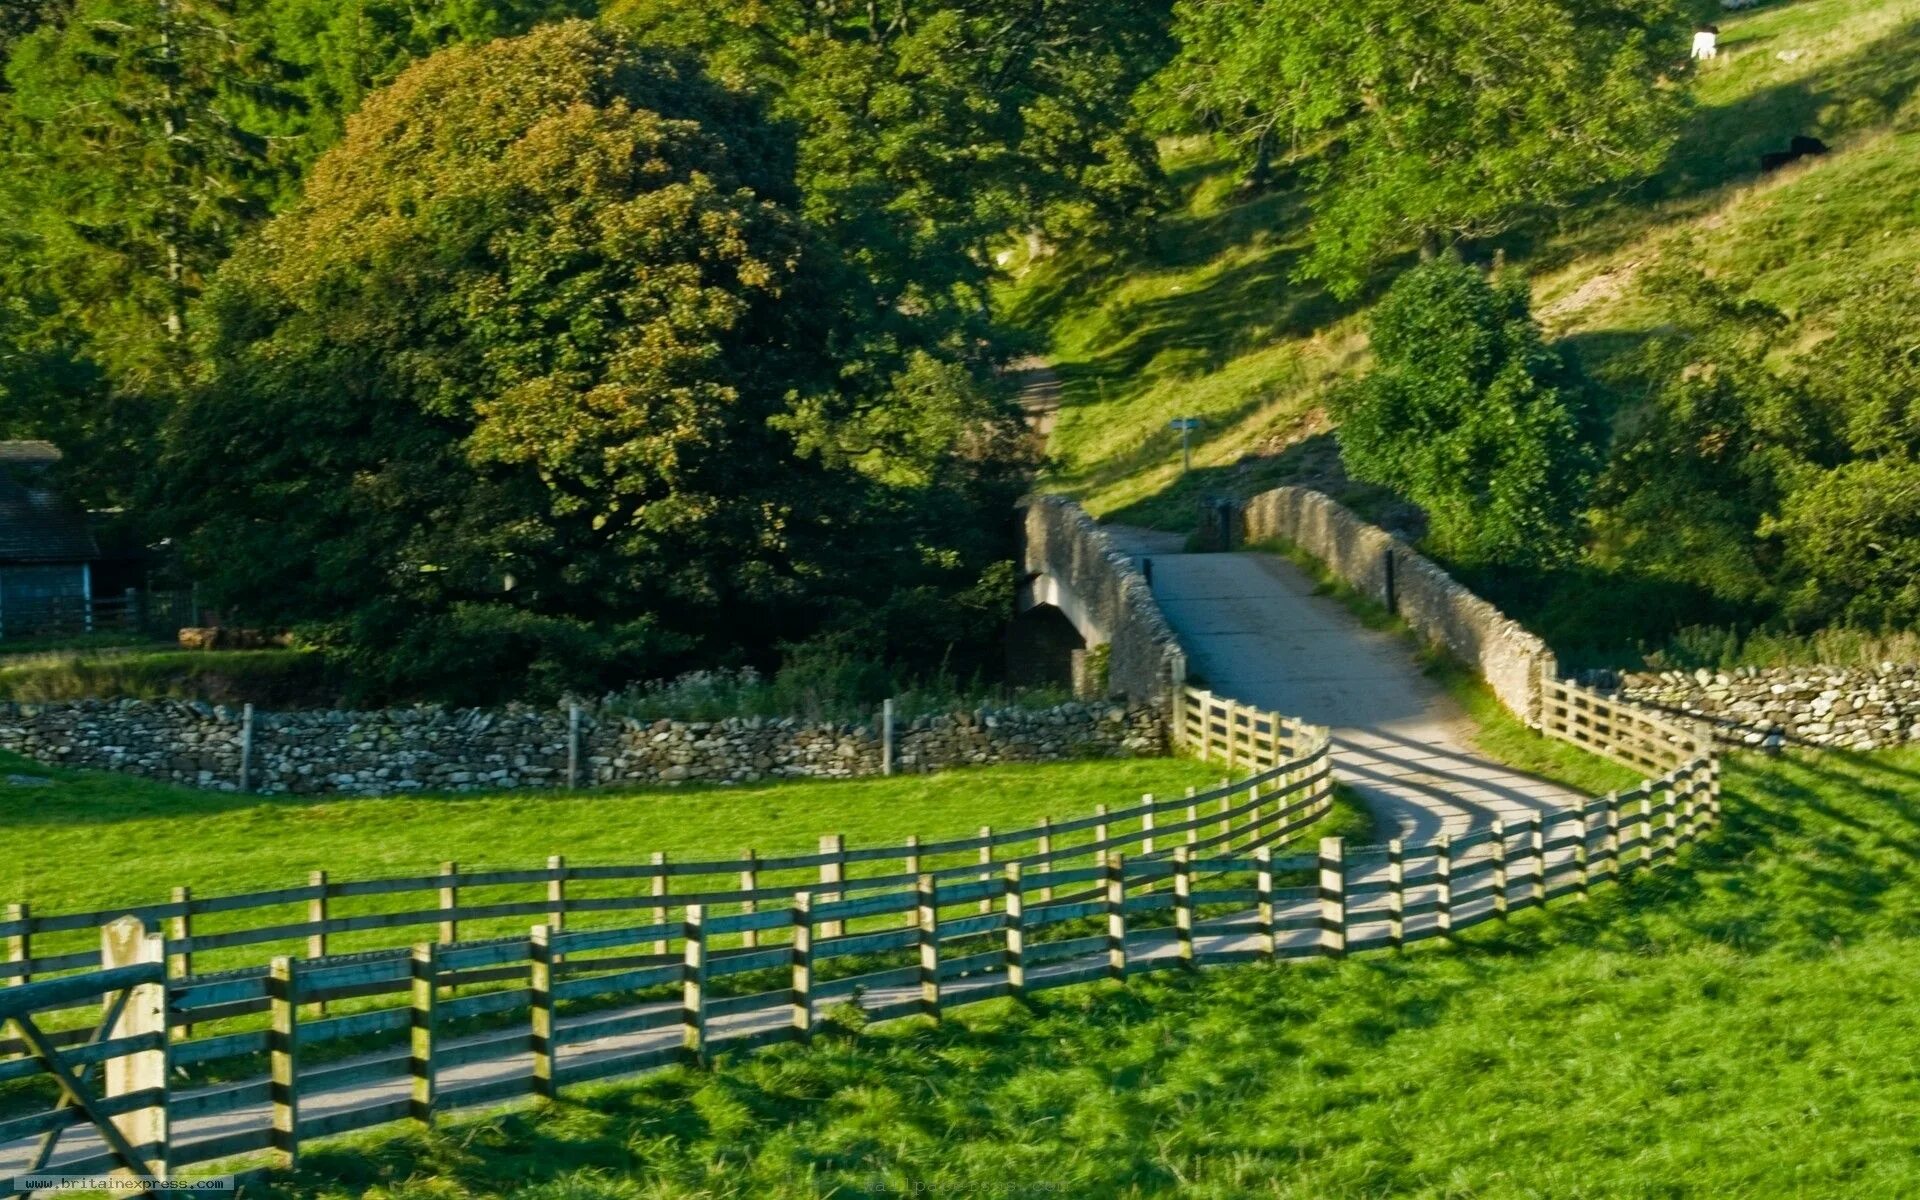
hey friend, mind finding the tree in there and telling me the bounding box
[2,0,288,383]
[1767,457,1920,628]
[1155,0,1692,297]
[1332,258,1597,567]
[162,21,1026,699]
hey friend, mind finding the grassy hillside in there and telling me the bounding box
[263,748,1920,1199]
[1009,0,1920,533]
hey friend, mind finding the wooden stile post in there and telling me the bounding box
[101,916,169,1183]
[1004,863,1027,998]
[789,895,813,1042]
[409,943,436,1127]
[5,902,27,987]
[652,852,670,954]
[1318,838,1346,958]
[738,850,759,948]
[818,835,846,938]
[1255,847,1276,959]
[529,925,556,1099]
[1490,821,1509,920]
[1387,839,1405,950]
[682,905,708,1067]
[1105,854,1128,980]
[1435,834,1453,938]
[267,955,300,1168]
[978,826,994,915]
[1529,814,1546,908]
[438,861,459,946]
[306,872,328,1017]
[1173,846,1194,968]
[916,875,940,1019]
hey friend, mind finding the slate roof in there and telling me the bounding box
[0,442,99,563]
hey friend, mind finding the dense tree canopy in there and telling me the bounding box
[161,22,1026,699]
[1156,0,1693,296]
[1334,259,1597,567]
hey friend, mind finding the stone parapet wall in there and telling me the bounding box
[1239,487,1557,723]
[1022,497,1186,705]
[1597,666,1920,750]
[0,699,1166,796]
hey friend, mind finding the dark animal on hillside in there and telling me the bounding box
[1761,135,1831,173]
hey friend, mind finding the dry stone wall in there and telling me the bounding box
[0,699,1165,796]
[1021,497,1186,705]
[1597,666,1920,750]
[1238,487,1558,723]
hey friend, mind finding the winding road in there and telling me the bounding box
[1127,538,1584,840]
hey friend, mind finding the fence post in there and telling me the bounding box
[267,955,299,1168]
[1227,787,1242,848]
[1529,814,1546,908]
[238,702,255,794]
[916,874,940,1019]
[652,852,670,954]
[1106,854,1128,980]
[409,943,436,1127]
[1174,846,1194,968]
[5,902,28,987]
[818,835,846,939]
[438,860,459,947]
[545,856,567,963]
[1575,805,1591,902]
[1255,847,1276,959]
[1004,863,1026,999]
[306,872,328,1017]
[168,886,192,1037]
[1094,805,1110,867]
[881,697,895,776]
[682,905,708,1067]
[101,916,169,1182]
[566,703,582,790]
[1141,798,1155,858]
[737,850,760,949]
[1387,839,1405,951]
[903,836,921,928]
[1639,788,1655,871]
[790,895,813,1042]
[1605,792,1622,883]
[1491,820,1509,920]
[1318,838,1346,958]
[529,925,556,1100]
[1663,784,1681,859]
[978,826,994,914]
[1185,789,1199,849]
[1435,834,1453,938]
[1037,818,1054,902]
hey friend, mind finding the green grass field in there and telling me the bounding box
[0,753,1250,917]
[248,747,1920,1199]
[1009,0,1920,530]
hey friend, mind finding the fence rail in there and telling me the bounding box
[0,676,1721,1197]
[0,591,195,644]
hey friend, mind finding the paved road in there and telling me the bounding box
[1143,549,1584,841]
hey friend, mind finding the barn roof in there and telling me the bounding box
[0,442,99,563]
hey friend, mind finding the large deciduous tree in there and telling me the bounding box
[1333,258,1598,567]
[162,21,1026,700]
[1155,0,1692,297]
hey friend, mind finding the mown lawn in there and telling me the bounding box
[260,748,1920,1199]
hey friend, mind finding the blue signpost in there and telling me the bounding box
[1169,417,1201,474]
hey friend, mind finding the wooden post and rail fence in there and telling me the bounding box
[0,678,1715,1196]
